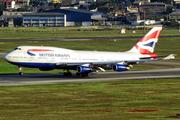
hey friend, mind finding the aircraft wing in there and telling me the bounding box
[56,54,175,68]
[56,59,157,67]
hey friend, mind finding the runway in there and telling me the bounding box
[0,35,180,42]
[0,68,180,86]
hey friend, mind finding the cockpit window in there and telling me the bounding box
[14,48,21,50]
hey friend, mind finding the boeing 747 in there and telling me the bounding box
[3,27,175,76]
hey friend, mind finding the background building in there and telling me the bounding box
[23,12,66,27]
[139,2,166,13]
[52,0,62,3]
[126,12,140,22]
[1,11,31,27]
[18,0,30,6]
[0,0,15,10]
[42,8,103,26]
[169,12,180,21]
[174,0,180,9]
[14,3,24,9]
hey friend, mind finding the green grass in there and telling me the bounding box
[0,39,138,51]
[0,79,180,120]
[0,27,179,39]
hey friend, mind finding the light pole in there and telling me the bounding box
[143,0,145,34]
[143,10,145,34]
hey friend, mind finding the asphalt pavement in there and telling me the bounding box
[0,68,180,86]
[0,35,180,42]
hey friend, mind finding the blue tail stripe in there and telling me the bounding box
[143,42,154,47]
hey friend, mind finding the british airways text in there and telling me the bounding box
[39,53,70,57]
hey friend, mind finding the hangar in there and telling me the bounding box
[23,12,66,27]
[42,8,103,26]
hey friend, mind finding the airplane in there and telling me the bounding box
[3,27,175,77]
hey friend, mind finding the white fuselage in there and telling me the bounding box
[4,46,142,67]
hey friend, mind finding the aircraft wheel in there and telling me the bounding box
[63,72,72,76]
[86,73,90,77]
[68,72,72,76]
[81,73,90,77]
[76,72,81,76]
[81,73,86,77]
[19,72,23,75]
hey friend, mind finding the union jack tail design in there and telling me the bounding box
[129,27,162,58]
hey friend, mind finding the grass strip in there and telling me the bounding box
[0,79,180,120]
[0,28,179,39]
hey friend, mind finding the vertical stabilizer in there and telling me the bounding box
[129,27,162,55]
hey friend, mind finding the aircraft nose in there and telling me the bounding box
[3,53,10,62]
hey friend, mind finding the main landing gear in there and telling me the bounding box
[63,72,72,76]
[18,66,23,75]
[76,72,90,77]
[63,70,72,76]
[63,70,90,77]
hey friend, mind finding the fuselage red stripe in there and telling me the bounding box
[27,49,51,52]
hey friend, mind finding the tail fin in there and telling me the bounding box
[129,27,162,55]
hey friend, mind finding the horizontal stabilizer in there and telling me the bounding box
[140,55,172,59]
[162,54,176,60]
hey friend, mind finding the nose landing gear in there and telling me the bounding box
[18,66,23,75]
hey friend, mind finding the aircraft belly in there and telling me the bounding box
[9,61,56,68]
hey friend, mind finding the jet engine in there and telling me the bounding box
[112,64,129,71]
[77,66,92,73]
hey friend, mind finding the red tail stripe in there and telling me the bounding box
[135,45,151,54]
[139,30,161,42]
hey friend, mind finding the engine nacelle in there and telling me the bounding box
[39,68,54,71]
[77,66,92,73]
[112,64,129,71]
